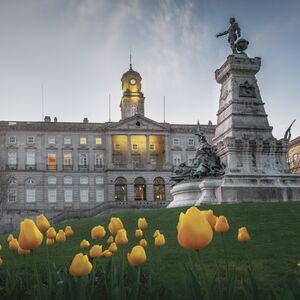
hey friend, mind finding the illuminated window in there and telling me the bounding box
[134,177,146,201]
[150,144,155,150]
[48,176,56,185]
[95,137,102,145]
[48,153,57,170]
[27,136,35,144]
[132,144,138,150]
[26,189,36,203]
[80,137,87,145]
[64,189,73,202]
[48,189,57,203]
[188,138,194,146]
[173,138,180,146]
[48,136,55,144]
[114,144,120,150]
[64,136,71,145]
[153,177,165,201]
[9,136,16,144]
[96,189,104,202]
[8,189,17,202]
[115,177,127,201]
[80,189,89,202]
[64,176,72,185]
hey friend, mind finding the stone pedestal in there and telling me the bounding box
[195,179,222,205]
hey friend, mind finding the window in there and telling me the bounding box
[114,143,120,150]
[95,153,103,168]
[132,144,138,150]
[173,138,180,146]
[150,144,155,151]
[64,136,71,145]
[8,151,17,165]
[96,189,104,202]
[9,136,16,144]
[134,177,146,201]
[8,189,17,202]
[95,137,102,145]
[80,189,89,202]
[64,189,73,202]
[63,153,72,167]
[26,189,36,202]
[48,189,57,203]
[48,176,56,185]
[26,151,36,165]
[115,177,127,201]
[79,153,88,168]
[80,176,88,184]
[153,177,165,201]
[80,137,87,145]
[26,178,35,185]
[95,176,104,185]
[64,176,72,185]
[130,104,137,115]
[188,138,195,146]
[48,136,55,144]
[48,153,57,170]
[27,136,35,144]
[173,154,181,166]
[150,158,156,165]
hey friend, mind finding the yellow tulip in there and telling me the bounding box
[137,218,148,230]
[7,234,14,243]
[297,261,300,268]
[89,245,102,258]
[107,235,114,244]
[115,229,128,245]
[102,250,113,257]
[139,239,147,248]
[127,245,147,266]
[56,230,66,243]
[18,219,43,250]
[135,229,143,238]
[91,225,106,239]
[9,238,19,252]
[36,214,50,233]
[108,242,118,253]
[80,239,90,249]
[154,234,166,247]
[18,246,30,255]
[214,216,230,233]
[46,238,55,246]
[177,206,213,250]
[0,244,2,251]
[201,210,217,228]
[237,227,250,242]
[108,217,124,235]
[47,227,57,239]
[65,226,74,237]
[69,253,92,276]
[153,230,160,238]
[0,257,2,266]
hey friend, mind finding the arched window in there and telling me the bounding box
[115,177,127,201]
[153,177,165,201]
[134,177,146,201]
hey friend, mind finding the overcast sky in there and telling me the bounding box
[0,0,300,139]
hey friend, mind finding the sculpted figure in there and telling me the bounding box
[216,17,241,54]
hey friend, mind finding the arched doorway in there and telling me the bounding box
[153,177,165,201]
[114,177,127,201]
[134,177,146,200]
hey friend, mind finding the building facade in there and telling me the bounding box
[288,136,300,174]
[0,64,215,227]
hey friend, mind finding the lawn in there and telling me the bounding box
[0,202,300,299]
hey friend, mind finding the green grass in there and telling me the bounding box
[1,202,300,299]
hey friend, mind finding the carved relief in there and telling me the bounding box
[239,81,256,98]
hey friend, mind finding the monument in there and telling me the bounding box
[169,17,300,207]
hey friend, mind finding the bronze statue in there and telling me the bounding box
[284,119,296,141]
[216,17,241,54]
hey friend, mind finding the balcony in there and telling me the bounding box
[6,164,17,170]
[94,164,104,170]
[25,164,37,171]
[47,164,57,171]
[63,165,73,171]
[78,164,89,171]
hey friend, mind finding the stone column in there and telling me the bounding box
[164,134,170,167]
[107,134,113,168]
[146,134,150,165]
[127,135,132,168]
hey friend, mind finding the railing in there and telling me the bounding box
[26,164,37,171]
[94,164,104,170]
[6,164,17,170]
[78,164,89,171]
[63,165,73,171]
[47,164,57,171]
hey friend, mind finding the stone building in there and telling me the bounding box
[288,137,300,174]
[0,64,214,229]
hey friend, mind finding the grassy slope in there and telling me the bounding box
[1,202,300,297]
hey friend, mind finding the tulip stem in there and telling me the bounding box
[197,250,211,300]
[134,266,141,300]
[221,233,229,277]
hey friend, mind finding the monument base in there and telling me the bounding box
[195,179,222,205]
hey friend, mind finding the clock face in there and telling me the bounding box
[130,79,136,85]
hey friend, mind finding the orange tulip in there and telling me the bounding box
[128,245,147,266]
[135,229,143,238]
[177,207,213,250]
[214,216,230,233]
[139,239,147,248]
[18,246,30,255]
[154,234,166,247]
[102,250,113,257]
[65,226,74,237]
[91,225,106,239]
[0,257,2,266]
[18,219,43,250]
[237,227,250,242]
[80,239,90,249]
[47,227,57,239]
[7,234,14,243]
[107,235,114,244]
[108,242,118,253]
[36,214,50,233]
[137,218,148,230]
[153,230,160,238]
[69,253,92,276]
[9,238,19,252]
[115,229,128,245]
[56,230,66,243]
[46,238,55,246]
[89,245,102,258]
[201,210,217,228]
[108,217,124,235]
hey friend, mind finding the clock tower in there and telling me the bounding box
[120,61,145,120]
